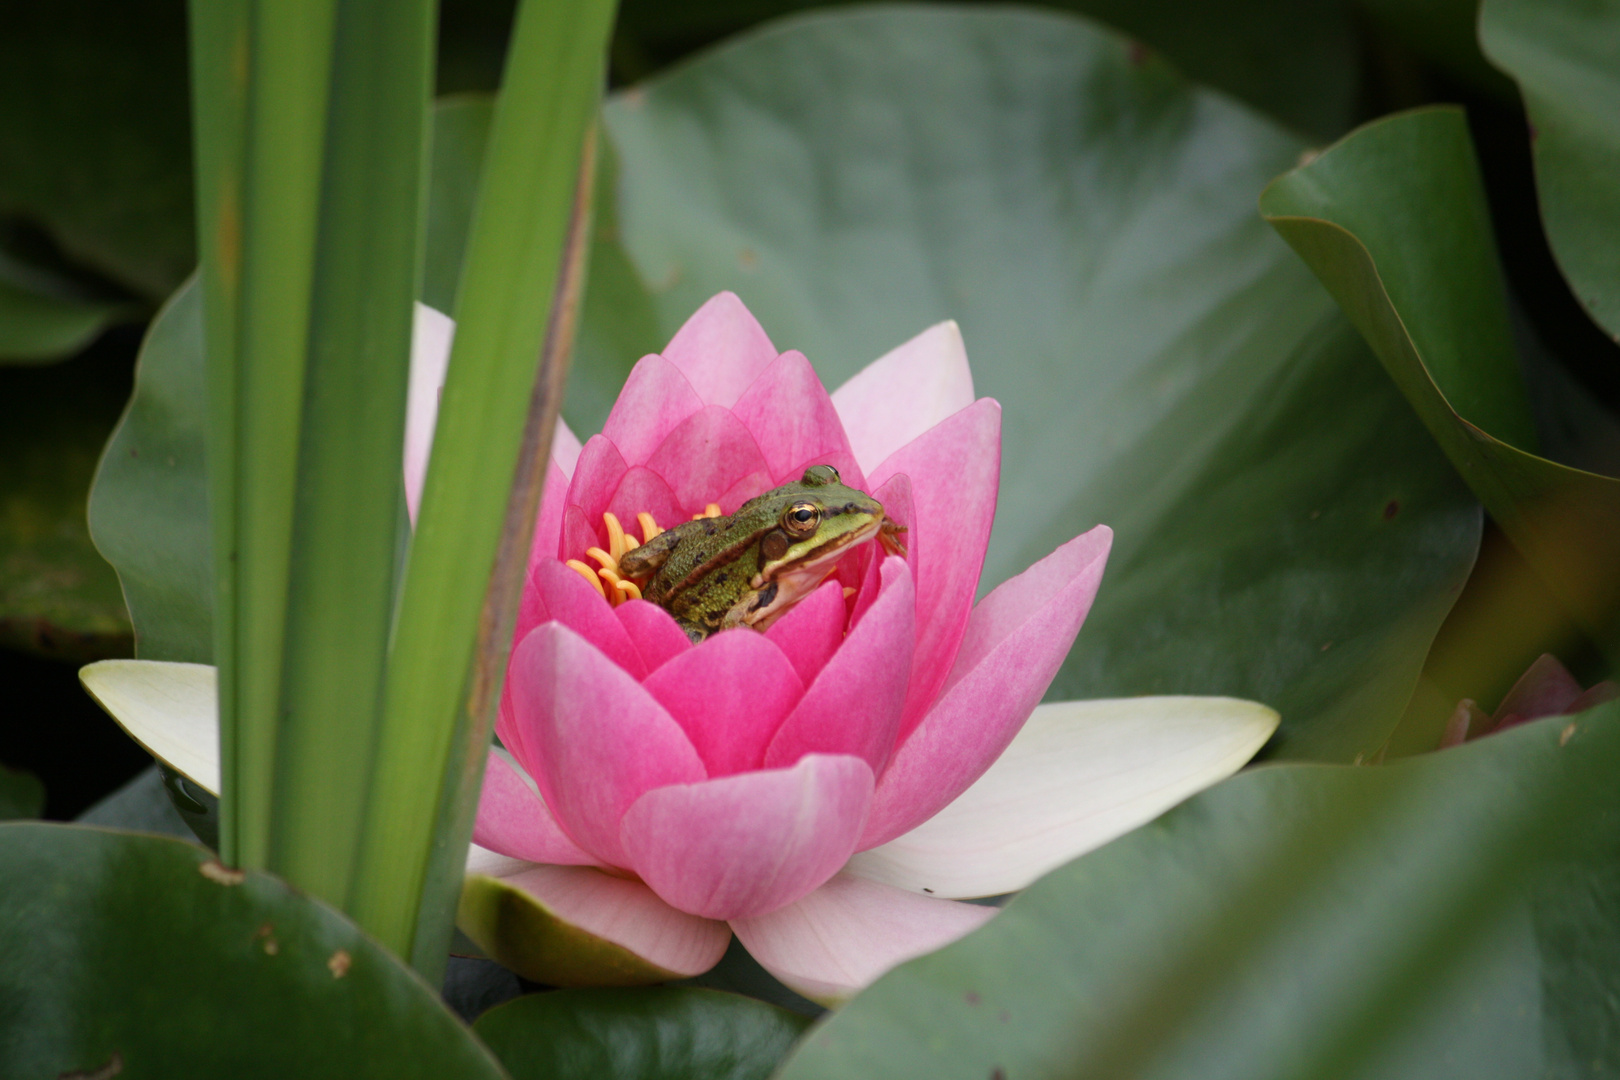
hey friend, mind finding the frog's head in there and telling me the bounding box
[758,465,885,577]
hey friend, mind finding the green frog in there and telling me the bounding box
[618,465,904,642]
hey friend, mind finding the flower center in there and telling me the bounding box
[563,506,722,607]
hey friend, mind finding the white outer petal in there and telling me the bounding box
[830,320,973,474]
[80,660,220,796]
[730,873,995,1005]
[846,696,1279,898]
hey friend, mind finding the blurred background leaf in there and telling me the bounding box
[777,701,1620,1079]
[1480,0,1620,344]
[475,987,810,1080]
[0,822,508,1077]
[0,763,44,820]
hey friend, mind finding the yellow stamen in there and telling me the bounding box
[637,512,664,543]
[585,547,616,571]
[843,587,856,599]
[691,503,722,520]
[614,579,643,602]
[622,534,639,552]
[604,512,628,562]
[566,559,607,598]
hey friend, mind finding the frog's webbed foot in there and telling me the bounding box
[879,519,908,558]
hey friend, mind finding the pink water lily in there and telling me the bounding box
[406,293,1278,1002]
[79,293,1276,1005]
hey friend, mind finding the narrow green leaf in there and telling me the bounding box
[1261,107,1620,651]
[475,988,811,1080]
[268,0,435,914]
[349,0,617,970]
[1480,0,1620,343]
[0,823,508,1078]
[778,704,1620,1079]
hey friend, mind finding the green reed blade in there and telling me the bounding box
[269,0,435,908]
[350,0,617,967]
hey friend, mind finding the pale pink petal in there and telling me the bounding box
[765,580,848,685]
[473,748,600,866]
[616,600,693,672]
[765,559,915,774]
[730,873,995,1005]
[853,473,914,628]
[509,622,705,867]
[831,320,974,476]
[642,630,805,776]
[731,351,862,487]
[405,303,455,523]
[602,355,707,465]
[659,292,778,408]
[867,400,1001,738]
[526,559,645,678]
[644,406,774,515]
[467,850,731,980]
[619,755,874,920]
[564,435,631,534]
[550,418,582,477]
[559,505,601,563]
[860,525,1112,848]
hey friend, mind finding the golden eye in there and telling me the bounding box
[783,501,821,535]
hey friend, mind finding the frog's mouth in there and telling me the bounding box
[744,515,885,632]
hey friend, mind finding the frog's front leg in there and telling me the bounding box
[720,582,781,633]
[617,518,706,579]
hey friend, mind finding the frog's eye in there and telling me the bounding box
[801,465,839,487]
[783,501,821,535]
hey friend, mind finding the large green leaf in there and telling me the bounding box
[86,279,211,663]
[0,0,194,298]
[1261,107,1620,654]
[0,337,133,660]
[0,822,508,1077]
[475,988,810,1080]
[1480,0,1620,343]
[0,248,134,364]
[580,7,1479,760]
[777,702,1620,1079]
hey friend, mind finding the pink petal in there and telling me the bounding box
[859,525,1112,848]
[642,630,805,776]
[509,622,705,867]
[616,600,693,672]
[405,303,454,524]
[645,406,774,515]
[619,754,874,920]
[659,292,779,408]
[867,400,1001,738]
[765,558,915,774]
[524,559,645,678]
[730,873,995,1004]
[731,351,862,487]
[470,853,731,979]
[565,435,632,535]
[831,320,975,477]
[602,355,707,466]
[559,506,601,563]
[528,459,572,579]
[604,466,687,541]
[765,580,848,685]
[473,749,599,866]
[1490,654,1584,726]
[854,473,915,628]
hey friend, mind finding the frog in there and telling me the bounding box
[618,465,905,642]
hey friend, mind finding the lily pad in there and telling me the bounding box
[777,702,1620,1079]
[1262,107,1620,653]
[0,822,509,1077]
[1481,0,1620,343]
[474,987,811,1080]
